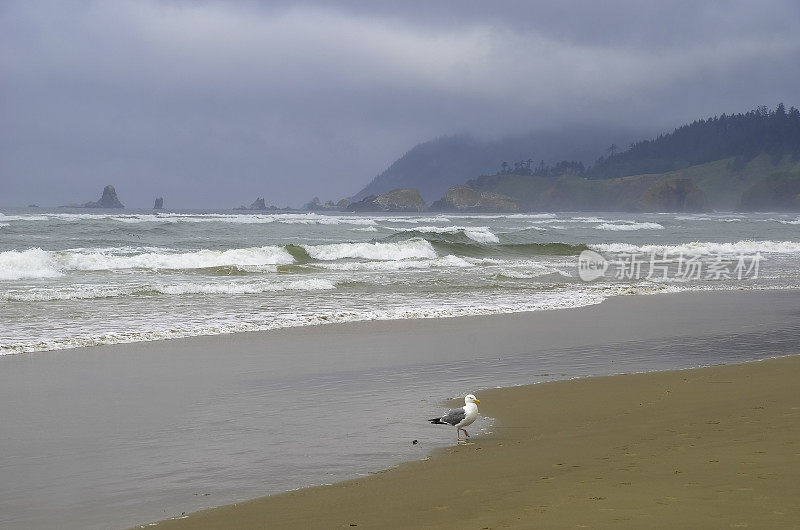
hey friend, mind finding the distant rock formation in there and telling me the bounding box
[234,198,279,211]
[347,188,427,212]
[431,186,521,213]
[304,197,348,211]
[83,185,124,208]
[27,204,39,208]
[153,197,164,209]
[640,178,709,212]
[250,198,267,210]
[304,197,322,210]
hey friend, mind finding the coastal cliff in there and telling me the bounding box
[431,186,520,213]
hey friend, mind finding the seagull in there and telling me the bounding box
[429,394,480,442]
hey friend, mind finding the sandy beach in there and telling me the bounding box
[155,353,800,529]
[3,290,799,529]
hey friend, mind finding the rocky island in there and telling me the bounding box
[303,197,352,211]
[347,188,427,212]
[82,185,124,208]
[235,198,282,210]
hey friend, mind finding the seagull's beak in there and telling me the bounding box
[475,399,481,404]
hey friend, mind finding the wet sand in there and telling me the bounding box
[154,349,800,527]
[4,290,799,529]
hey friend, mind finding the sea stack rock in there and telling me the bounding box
[431,186,521,213]
[348,188,427,212]
[153,197,164,209]
[83,185,124,208]
[249,198,267,210]
[304,197,323,210]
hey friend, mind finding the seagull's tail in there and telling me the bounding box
[428,417,446,424]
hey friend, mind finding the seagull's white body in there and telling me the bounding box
[429,394,480,442]
[455,402,479,429]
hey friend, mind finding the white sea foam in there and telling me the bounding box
[0,212,379,226]
[455,213,556,220]
[0,246,295,279]
[0,248,65,280]
[778,218,800,225]
[0,215,51,221]
[592,240,800,255]
[152,279,336,295]
[595,222,664,231]
[64,246,294,271]
[495,268,571,279]
[4,286,126,301]
[570,216,608,223]
[3,278,336,301]
[2,281,721,355]
[405,225,500,243]
[380,216,452,223]
[505,226,547,233]
[506,213,557,219]
[675,215,712,221]
[274,214,377,226]
[317,255,473,271]
[302,239,437,261]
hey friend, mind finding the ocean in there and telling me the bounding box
[2,208,799,355]
[1,209,800,528]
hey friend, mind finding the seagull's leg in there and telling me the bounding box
[463,429,470,438]
[457,429,462,442]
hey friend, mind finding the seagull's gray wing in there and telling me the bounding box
[439,407,467,426]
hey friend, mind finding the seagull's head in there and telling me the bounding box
[465,394,480,405]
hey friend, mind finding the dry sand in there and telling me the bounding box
[154,354,800,529]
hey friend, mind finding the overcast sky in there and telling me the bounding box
[2,0,799,208]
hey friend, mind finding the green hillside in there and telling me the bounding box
[461,105,800,212]
[587,104,800,180]
[467,154,800,212]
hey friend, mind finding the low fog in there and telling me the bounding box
[1,0,799,207]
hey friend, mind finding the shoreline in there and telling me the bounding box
[152,353,800,529]
[8,286,800,359]
[4,285,797,357]
[2,289,798,529]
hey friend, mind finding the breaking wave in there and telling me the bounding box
[316,255,474,271]
[595,222,664,231]
[0,246,294,280]
[0,248,65,280]
[400,225,500,243]
[592,240,800,255]
[427,240,588,258]
[301,239,437,261]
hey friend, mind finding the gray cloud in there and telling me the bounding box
[1,0,799,207]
